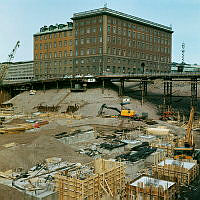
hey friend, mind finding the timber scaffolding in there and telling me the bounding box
[126,175,177,200]
[54,158,125,200]
[152,158,199,185]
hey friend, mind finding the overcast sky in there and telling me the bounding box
[0,0,199,64]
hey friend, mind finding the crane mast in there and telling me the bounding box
[0,41,20,82]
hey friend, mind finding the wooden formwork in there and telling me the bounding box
[54,159,125,200]
[152,159,199,185]
[126,176,177,200]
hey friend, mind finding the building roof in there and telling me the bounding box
[158,159,196,170]
[130,176,175,190]
[72,7,173,33]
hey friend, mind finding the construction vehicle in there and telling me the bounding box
[98,104,135,118]
[174,107,195,159]
[0,41,20,84]
[97,103,148,120]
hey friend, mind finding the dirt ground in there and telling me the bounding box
[0,81,199,199]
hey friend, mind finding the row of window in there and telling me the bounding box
[35,60,73,67]
[107,40,171,54]
[76,26,102,35]
[75,36,102,45]
[35,67,72,74]
[35,40,73,50]
[107,31,171,44]
[75,17,102,27]
[106,48,170,63]
[35,31,72,41]
[35,50,73,60]
[107,17,171,37]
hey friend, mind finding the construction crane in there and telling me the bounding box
[0,41,20,83]
[174,107,195,159]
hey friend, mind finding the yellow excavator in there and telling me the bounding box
[97,104,136,118]
[174,107,195,159]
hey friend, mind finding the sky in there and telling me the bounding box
[0,0,199,64]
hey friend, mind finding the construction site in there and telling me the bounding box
[0,75,199,200]
[0,10,200,200]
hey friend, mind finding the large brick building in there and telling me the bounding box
[33,7,173,78]
[33,22,73,79]
[72,7,173,75]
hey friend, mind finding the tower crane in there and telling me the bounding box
[0,41,20,83]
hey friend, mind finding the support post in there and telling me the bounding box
[119,79,124,97]
[163,78,172,111]
[140,79,148,105]
[102,79,105,94]
[43,82,45,93]
[191,77,197,110]
[56,81,59,92]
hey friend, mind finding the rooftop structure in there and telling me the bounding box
[34,22,73,36]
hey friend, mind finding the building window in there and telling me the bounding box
[49,52,52,58]
[64,40,67,46]
[128,30,131,37]
[99,36,102,43]
[99,47,102,54]
[54,33,57,38]
[107,25,111,32]
[40,44,42,50]
[99,25,102,32]
[59,51,62,57]
[54,42,57,48]
[64,32,67,37]
[92,48,96,54]
[81,38,84,45]
[49,42,52,48]
[113,26,116,34]
[64,51,67,57]
[87,49,90,55]
[75,49,78,56]
[75,39,78,46]
[54,52,57,58]
[59,41,62,47]
[87,28,90,34]
[86,38,90,44]
[40,53,42,59]
[93,27,96,33]
[81,49,84,56]
[69,40,72,46]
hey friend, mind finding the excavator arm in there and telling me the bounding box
[97,104,121,116]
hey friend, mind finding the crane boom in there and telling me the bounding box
[0,41,20,82]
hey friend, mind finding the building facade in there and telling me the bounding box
[72,7,173,75]
[33,22,74,79]
[33,7,173,78]
[3,61,34,83]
